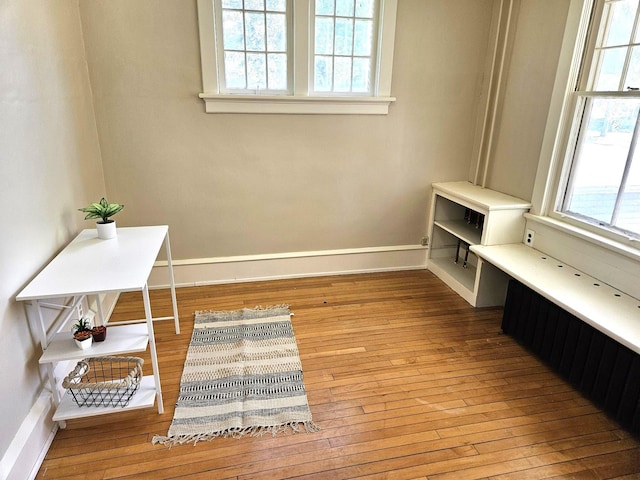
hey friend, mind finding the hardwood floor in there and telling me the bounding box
[37,270,640,479]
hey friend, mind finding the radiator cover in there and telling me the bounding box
[502,279,640,434]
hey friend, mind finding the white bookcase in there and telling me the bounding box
[427,181,531,307]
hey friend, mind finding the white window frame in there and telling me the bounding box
[196,0,397,114]
[532,0,640,255]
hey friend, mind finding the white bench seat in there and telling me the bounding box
[471,243,640,354]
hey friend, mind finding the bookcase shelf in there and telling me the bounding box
[427,182,531,307]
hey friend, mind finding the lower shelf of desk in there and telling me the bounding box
[52,375,156,421]
[40,323,149,364]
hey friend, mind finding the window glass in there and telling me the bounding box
[617,155,640,232]
[355,0,375,18]
[316,0,335,16]
[218,0,289,92]
[266,0,286,11]
[313,0,378,94]
[627,46,640,88]
[352,57,371,92]
[245,13,266,51]
[354,19,373,56]
[266,13,287,51]
[602,0,638,47]
[224,52,246,89]
[314,56,333,92]
[245,0,265,10]
[222,0,242,8]
[564,98,638,224]
[593,47,626,90]
[334,18,354,56]
[222,10,244,50]
[315,17,334,55]
[336,0,355,17]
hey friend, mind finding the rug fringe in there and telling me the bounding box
[194,304,290,315]
[152,421,319,447]
[253,304,290,311]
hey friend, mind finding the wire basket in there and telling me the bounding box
[62,356,144,408]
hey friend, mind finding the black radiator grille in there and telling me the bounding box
[502,279,640,433]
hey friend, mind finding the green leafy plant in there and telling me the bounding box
[72,318,92,341]
[79,197,124,224]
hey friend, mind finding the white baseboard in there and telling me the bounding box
[0,390,57,480]
[148,244,428,288]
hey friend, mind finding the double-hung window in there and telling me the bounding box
[555,0,640,242]
[196,0,397,114]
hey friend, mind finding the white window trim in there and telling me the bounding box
[531,0,640,255]
[196,0,397,114]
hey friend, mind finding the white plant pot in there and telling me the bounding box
[96,221,117,240]
[74,337,93,349]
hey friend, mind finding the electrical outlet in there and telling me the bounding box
[421,236,429,246]
[525,229,535,247]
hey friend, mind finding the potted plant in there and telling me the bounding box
[72,317,93,349]
[91,323,107,342]
[79,197,124,240]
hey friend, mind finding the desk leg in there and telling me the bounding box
[33,300,62,405]
[33,300,67,428]
[143,283,164,414]
[164,231,180,334]
[95,293,105,326]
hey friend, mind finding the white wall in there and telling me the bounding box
[0,1,105,477]
[78,0,496,262]
[484,0,571,201]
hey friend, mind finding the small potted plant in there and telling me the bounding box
[91,322,107,342]
[72,318,93,349]
[79,197,124,240]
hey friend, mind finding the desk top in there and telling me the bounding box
[17,226,168,301]
[471,243,640,354]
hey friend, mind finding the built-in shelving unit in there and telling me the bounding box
[427,181,531,307]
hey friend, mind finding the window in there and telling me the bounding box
[556,0,640,241]
[196,0,397,114]
[216,0,291,94]
[313,0,378,94]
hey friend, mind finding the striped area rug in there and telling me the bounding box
[152,306,318,446]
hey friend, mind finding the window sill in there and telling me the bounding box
[198,93,396,115]
[525,213,640,262]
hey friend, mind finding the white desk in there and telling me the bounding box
[17,226,180,424]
